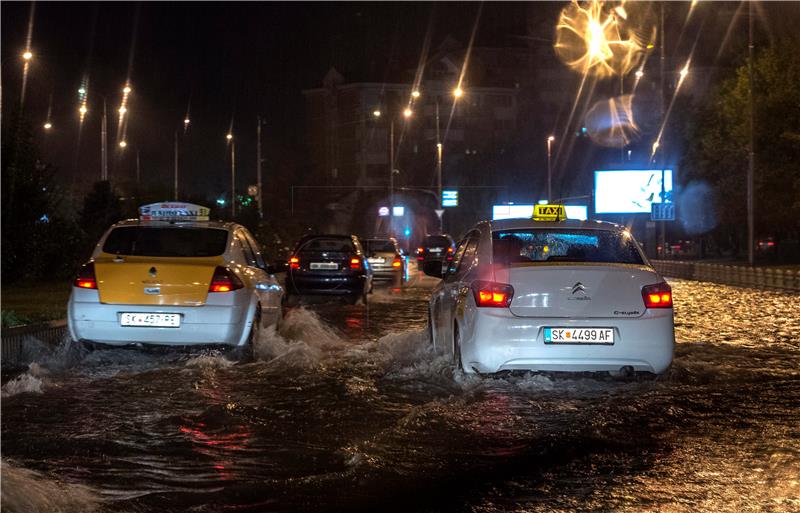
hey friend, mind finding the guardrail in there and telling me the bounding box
[1,320,67,367]
[651,260,800,292]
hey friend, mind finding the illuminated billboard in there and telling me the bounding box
[492,204,588,221]
[594,170,673,214]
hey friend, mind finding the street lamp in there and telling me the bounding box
[43,122,52,130]
[453,86,464,99]
[22,50,32,61]
[226,133,236,217]
[546,136,555,201]
[372,110,381,118]
[411,90,421,99]
[403,107,413,118]
[123,85,132,94]
[184,117,190,126]
[118,140,127,148]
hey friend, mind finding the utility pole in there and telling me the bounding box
[658,2,666,259]
[101,98,108,181]
[747,0,755,265]
[547,136,554,201]
[256,116,263,220]
[231,139,236,218]
[173,130,179,200]
[136,149,140,184]
[389,119,395,237]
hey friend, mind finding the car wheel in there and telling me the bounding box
[453,323,464,372]
[229,309,259,362]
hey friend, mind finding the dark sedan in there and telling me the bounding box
[285,235,373,305]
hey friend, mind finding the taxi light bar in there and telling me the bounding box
[289,256,300,270]
[209,266,244,293]
[471,280,514,308]
[350,257,362,270]
[74,262,97,289]
[642,282,672,308]
[392,258,402,268]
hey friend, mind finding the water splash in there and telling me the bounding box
[1,460,100,512]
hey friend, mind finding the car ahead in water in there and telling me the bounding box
[363,237,408,285]
[67,203,284,357]
[285,234,373,305]
[424,217,675,376]
[416,234,455,267]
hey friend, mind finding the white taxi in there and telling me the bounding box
[425,205,674,376]
[67,203,284,355]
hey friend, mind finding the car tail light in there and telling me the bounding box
[392,258,402,268]
[350,257,361,270]
[471,280,514,308]
[417,247,425,261]
[74,262,97,289]
[642,282,672,308]
[209,266,244,293]
[289,256,300,270]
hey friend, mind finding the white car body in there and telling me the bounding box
[428,219,675,375]
[68,220,283,348]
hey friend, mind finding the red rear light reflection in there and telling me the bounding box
[471,280,514,308]
[642,282,672,308]
[74,263,97,289]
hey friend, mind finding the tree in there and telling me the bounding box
[80,181,123,246]
[683,40,800,254]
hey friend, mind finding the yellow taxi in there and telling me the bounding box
[67,202,283,356]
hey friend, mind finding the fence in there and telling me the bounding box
[1,320,67,367]
[652,260,800,293]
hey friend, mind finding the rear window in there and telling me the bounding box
[103,227,229,257]
[492,229,644,265]
[424,236,452,247]
[297,237,354,253]
[364,240,396,253]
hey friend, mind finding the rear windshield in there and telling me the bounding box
[103,227,229,257]
[364,240,396,253]
[297,237,354,253]
[492,229,644,265]
[424,236,451,247]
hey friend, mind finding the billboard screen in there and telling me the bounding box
[594,170,673,214]
[492,204,588,221]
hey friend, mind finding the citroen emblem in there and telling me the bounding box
[149,266,157,278]
[572,282,586,294]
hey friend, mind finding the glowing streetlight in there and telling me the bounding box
[79,105,88,115]
[123,85,132,94]
[547,135,555,143]
[226,133,233,141]
[43,122,52,130]
[22,51,33,61]
[411,90,420,99]
[372,110,381,118]
[118,106,127,115]
[119,140,127,148]
[184,117,190,125]
[453,87,464,99]
[403,108,413,118]
[635,70,644,78]
[678,63,690,83]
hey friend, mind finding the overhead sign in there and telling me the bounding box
[594,169,673,214]
[434,209,445,219]
[393,206,405,217]
[533,204,566,221]
[378,206,390,217]
[651,203,676,221]
[442,190,458,207]
[139,202,209,221]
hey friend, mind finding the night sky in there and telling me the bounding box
[1,1,539,198]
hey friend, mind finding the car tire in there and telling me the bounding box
[453,323,464,372]
[229,309,259,363]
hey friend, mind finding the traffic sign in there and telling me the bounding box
[651,203,675,221]
[442,190,458,207]
[434,209,445,219]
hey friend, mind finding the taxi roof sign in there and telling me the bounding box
[532,204,566,221]
[139,202,210,221]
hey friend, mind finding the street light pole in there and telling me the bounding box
[546,136,554,201]
[136,149,141,184]
[256,116,263,220]
[231,139,236,218]
[101,98,108,181]
[747,0,755,265]
[173,130,179,200]
[389,119,395,237]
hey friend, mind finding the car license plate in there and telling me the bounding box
[429,247,443,253]
[120,313,181,328]
[368,257,385,264]
[310,262,338,270]
[544,327,614,344]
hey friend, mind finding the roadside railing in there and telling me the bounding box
[651,260,800,293]
[1,320,67,368]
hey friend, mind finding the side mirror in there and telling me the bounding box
[422,260,445,279]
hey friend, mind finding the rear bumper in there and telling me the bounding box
[462,308,674,374]
[67,288,253,347]
[286,273,367,295]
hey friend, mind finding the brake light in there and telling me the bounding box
[417,247,425,254]
[209,266,244,293]
[289,256,300,270]
[446,247,454,261]
[471,280,514,308]
[74,262,97,289]
[642,282,672,308]
[392,258,402,268]
[417,247,425,261]
[350,257,361,270]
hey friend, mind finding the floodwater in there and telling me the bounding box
[2,274,799,512]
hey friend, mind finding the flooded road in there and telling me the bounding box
[2,273,799,512]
